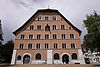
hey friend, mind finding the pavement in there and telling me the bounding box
[0,64,100,67]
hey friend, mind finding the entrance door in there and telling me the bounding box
[23,55,30,64]
[62,54,69,64]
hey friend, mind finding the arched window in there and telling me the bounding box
[17,55,21,60]
[35,53,41,60]
[72,53,77,59]
[54,53,60,60]
[45,24,50,31]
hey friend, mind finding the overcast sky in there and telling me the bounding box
[0,0,100,44]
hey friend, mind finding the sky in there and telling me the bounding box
[0,0,100,44]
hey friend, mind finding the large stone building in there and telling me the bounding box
[11,9,85,64]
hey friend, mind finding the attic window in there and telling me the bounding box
[61,18,63,20]
[45,24,50,31]
[45,16,49,21]
[52,16,56,21]
[69,27,72,29]
[38,16,42,21]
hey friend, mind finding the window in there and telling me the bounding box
[52,25,56,30]
[20,35,25,39]
[52,16,56,20]
[54,43,58,49]
[30,25,34,30]
[36,43,40,49]
[61,34,66,39]
[19,44,24,49]
[54,53,60,60]
[71,43,75,48]
[70,34,74,39]
[45,34,49,39]
[28,44,32,49]
[35,53,41,60]
[29,34,33,39]
[38,16,42,21]
[69,27,72,29]
[61,18,63,20]
[62,43,66,49]
[37,25,41,30]
[61,25,65,29]
[37,34,41,39]
[45,43,49,49]
[45,24,50,31]
[17,55,21,60]
[72,53,77,59]
[45,16,49,20]
[53,34,57,39]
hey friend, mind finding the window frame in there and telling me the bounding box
[54,43,58,49]
[62,43,66,49]
[53,34,57,39]
[30,25,34,30]
[37,25,41,30]
[38,16,42,21]
[61,34,66,39]
[52,16,56,21]
[28,43,32,49]
[36,43,40,49]
[45,34,49,39]
[52,25,57,30]
[29,34,33,39]
[61,25,65,29]
[54,53,60,60]
[45,43,49,49]
[35,53,41,60]
[70,34,75,39]
[20,35,25,39]
[19,44,24,49]
[45,16,49,21]
[17,55,21,60]
[37,34,41,40]
[71,43,76,49]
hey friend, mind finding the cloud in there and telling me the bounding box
[0,0,100,44]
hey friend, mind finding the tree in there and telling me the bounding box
[1,40,14,63]
[83,12,100,52]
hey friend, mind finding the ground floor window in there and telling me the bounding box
[54,53,60,60]
[72,53,77,59]
[35,53,41,60]
[17,55,21,60]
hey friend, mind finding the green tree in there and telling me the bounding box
[83,12,100,52]
[2,40,14,63]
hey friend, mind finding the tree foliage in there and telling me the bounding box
[1,40,14,63]
[83,12,100,52]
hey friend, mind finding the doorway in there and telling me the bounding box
[23,55,30,64]
[62,54,69,64]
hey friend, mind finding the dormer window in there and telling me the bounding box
[52,16,56,20]
[38,16,42,21]
[45,24,50,31]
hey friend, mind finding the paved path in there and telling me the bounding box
[0,64,100,67]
